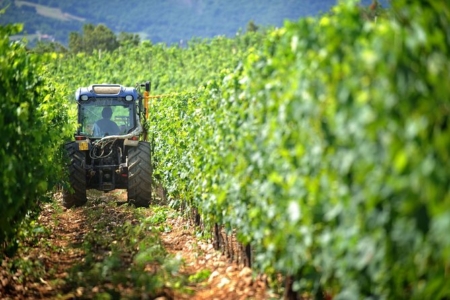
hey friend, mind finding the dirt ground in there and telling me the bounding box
[160,215,276,300]
[0,190,279,300]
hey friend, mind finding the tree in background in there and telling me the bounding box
[118,31,141,48]
[32,41,68,54]
[68,23,119,53]
[246,20,259,32]
[68,31,84,53]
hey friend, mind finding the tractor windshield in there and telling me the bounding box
[79,99,136,137]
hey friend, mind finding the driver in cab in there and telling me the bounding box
[93,106,120,136]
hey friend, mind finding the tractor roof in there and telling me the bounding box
[75,84,138,102]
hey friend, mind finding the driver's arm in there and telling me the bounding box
[92,123,102,136]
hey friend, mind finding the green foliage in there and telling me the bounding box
[189,269,211,284]
[0,23,75,252]
[148,0,450,298]
[43,29,265,96]
[144,206,175,232]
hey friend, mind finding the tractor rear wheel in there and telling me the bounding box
[127,141,152,207]
[62,142,87,208]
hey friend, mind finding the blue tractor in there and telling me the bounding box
[63,82,152,208]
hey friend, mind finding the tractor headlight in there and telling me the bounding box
[80,95,89,101]
[125,95,133,101]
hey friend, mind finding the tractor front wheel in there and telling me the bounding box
[127,142,152,207]
[62,142,87,208]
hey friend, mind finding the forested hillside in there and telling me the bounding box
[1,0,387,45]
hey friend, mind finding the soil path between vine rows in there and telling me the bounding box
[0,190,278,299]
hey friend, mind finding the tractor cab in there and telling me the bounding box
[63,82,152,209]
[75,84,140,138]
